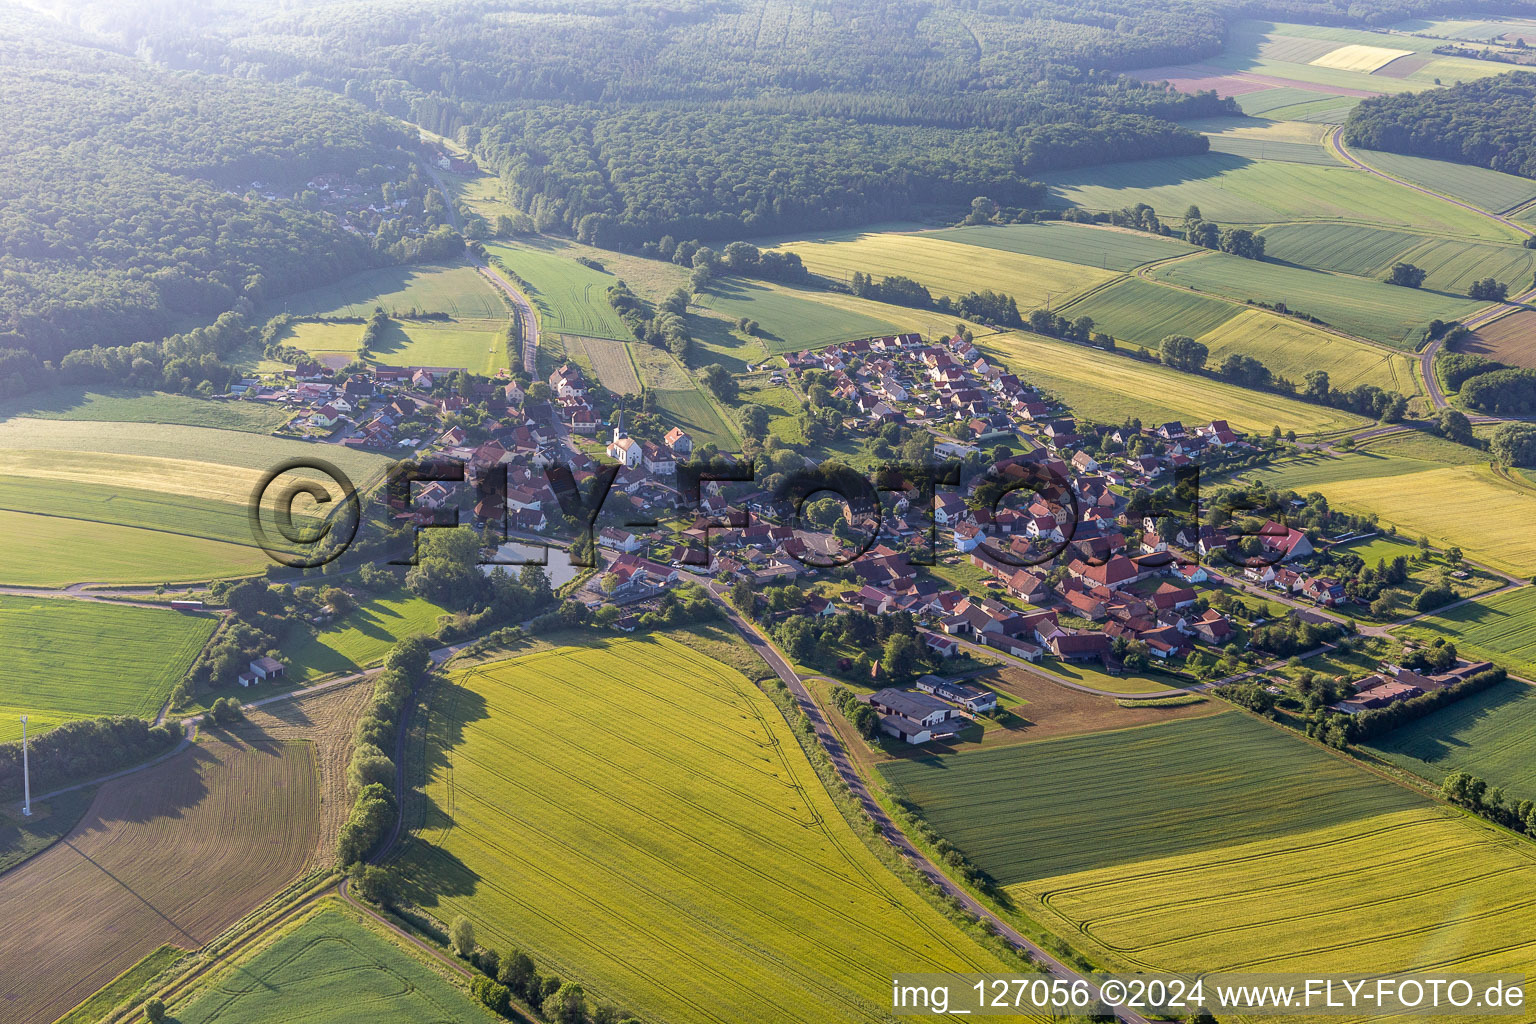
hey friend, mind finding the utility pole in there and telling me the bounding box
[20,714,31,817]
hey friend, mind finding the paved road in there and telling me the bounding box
[478,266,540,375]
[702,582,1153,1024]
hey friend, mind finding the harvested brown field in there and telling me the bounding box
[1466,310,1536,369]
[1371,52,1434,78]
[241,680,371,865]
[0,731,319,1024]
[565,333,641,393]
[1127,64,1272,96]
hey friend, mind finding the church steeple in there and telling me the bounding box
[613,408,627,443]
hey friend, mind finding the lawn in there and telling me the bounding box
[1393,587,1536,680]
[922,221,1198,271]
[173,905,488,1024]
[485,240,635,340]
[881,712,1536,975]
[1241,452,1536,575]
[0,388,290,432]
[1196,309,1420,393]
[396,637,1021,1024]
[0,732,318,1024]
[1145,250,1482,348]
[977,330,1368,436]
[258,262,505,320]
[1364,677,1536,805]
[0,596,217,735]
[1059,275,1240,349]
[1041,153,1514,240]
[284,588,448,681]
[772,230,1118,308]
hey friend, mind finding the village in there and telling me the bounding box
[228,325,1501,748]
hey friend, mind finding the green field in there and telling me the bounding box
[881,712,1536,975]
[1147,250,1482,348]
[773,230,1118,308]
[1262,223,1536,294]
[486,241,635,340]
[397,637,1020,1024]
[923,222,1198,271]
[1354,147,1536,215]
[283,318,506,374]
[1043,154,1515,240]
[978,330,1368,436]
[652,387,737,449]
[173,906,488,1024]
[1239,452,1536,575]
[0,389,290,433]
[1365,677,1536,804]
[1236,88,1363,124]
[0,420,384,586]
[1394,587,1536,680]
[259,263,505,320]
[0,596,216,738]
[285,588,447,680]
[1061,276,1239,349]
[1197,309,1420,393]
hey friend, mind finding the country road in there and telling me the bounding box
[701,582,1154,1024]
[478,265,540,375]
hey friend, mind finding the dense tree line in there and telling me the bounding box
[1343,666,1506,743]
[0,716,177,799]
[1460,367,1536,413]
[1345,72,1536,179]
[338,635,433,866]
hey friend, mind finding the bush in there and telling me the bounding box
[450,914,476,958]
[144,997,166,1023]
[1414,585,1456,612]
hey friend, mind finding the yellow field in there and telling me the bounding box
[0,448,265,505]
[1247,456,1536,575]
[774,232,1118,309]
[1022,805,1536,978]
[399,637,1025,1024]
[1196,309,1422,394]
[284,319,506,374]
[979,330,1369,435]
[1196,118,1331,145]
[1309,43,1413,71]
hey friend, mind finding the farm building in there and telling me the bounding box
[249,656,286,681]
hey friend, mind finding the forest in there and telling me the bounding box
[0,7,456,360]
[1345,73,1536,178]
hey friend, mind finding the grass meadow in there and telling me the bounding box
[173,906,486,1024]
[283,318,506,374]
[881,712,1536,976]
[0,596,216,736]
[397,637,1023,1024]
[1240,452,1536,575]
[1365,677,1536,805]
[285,588,448,681]
[0,388,290,432]
[259,263,505,320]
[698,277,908,353]
[978,330,1368,435]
